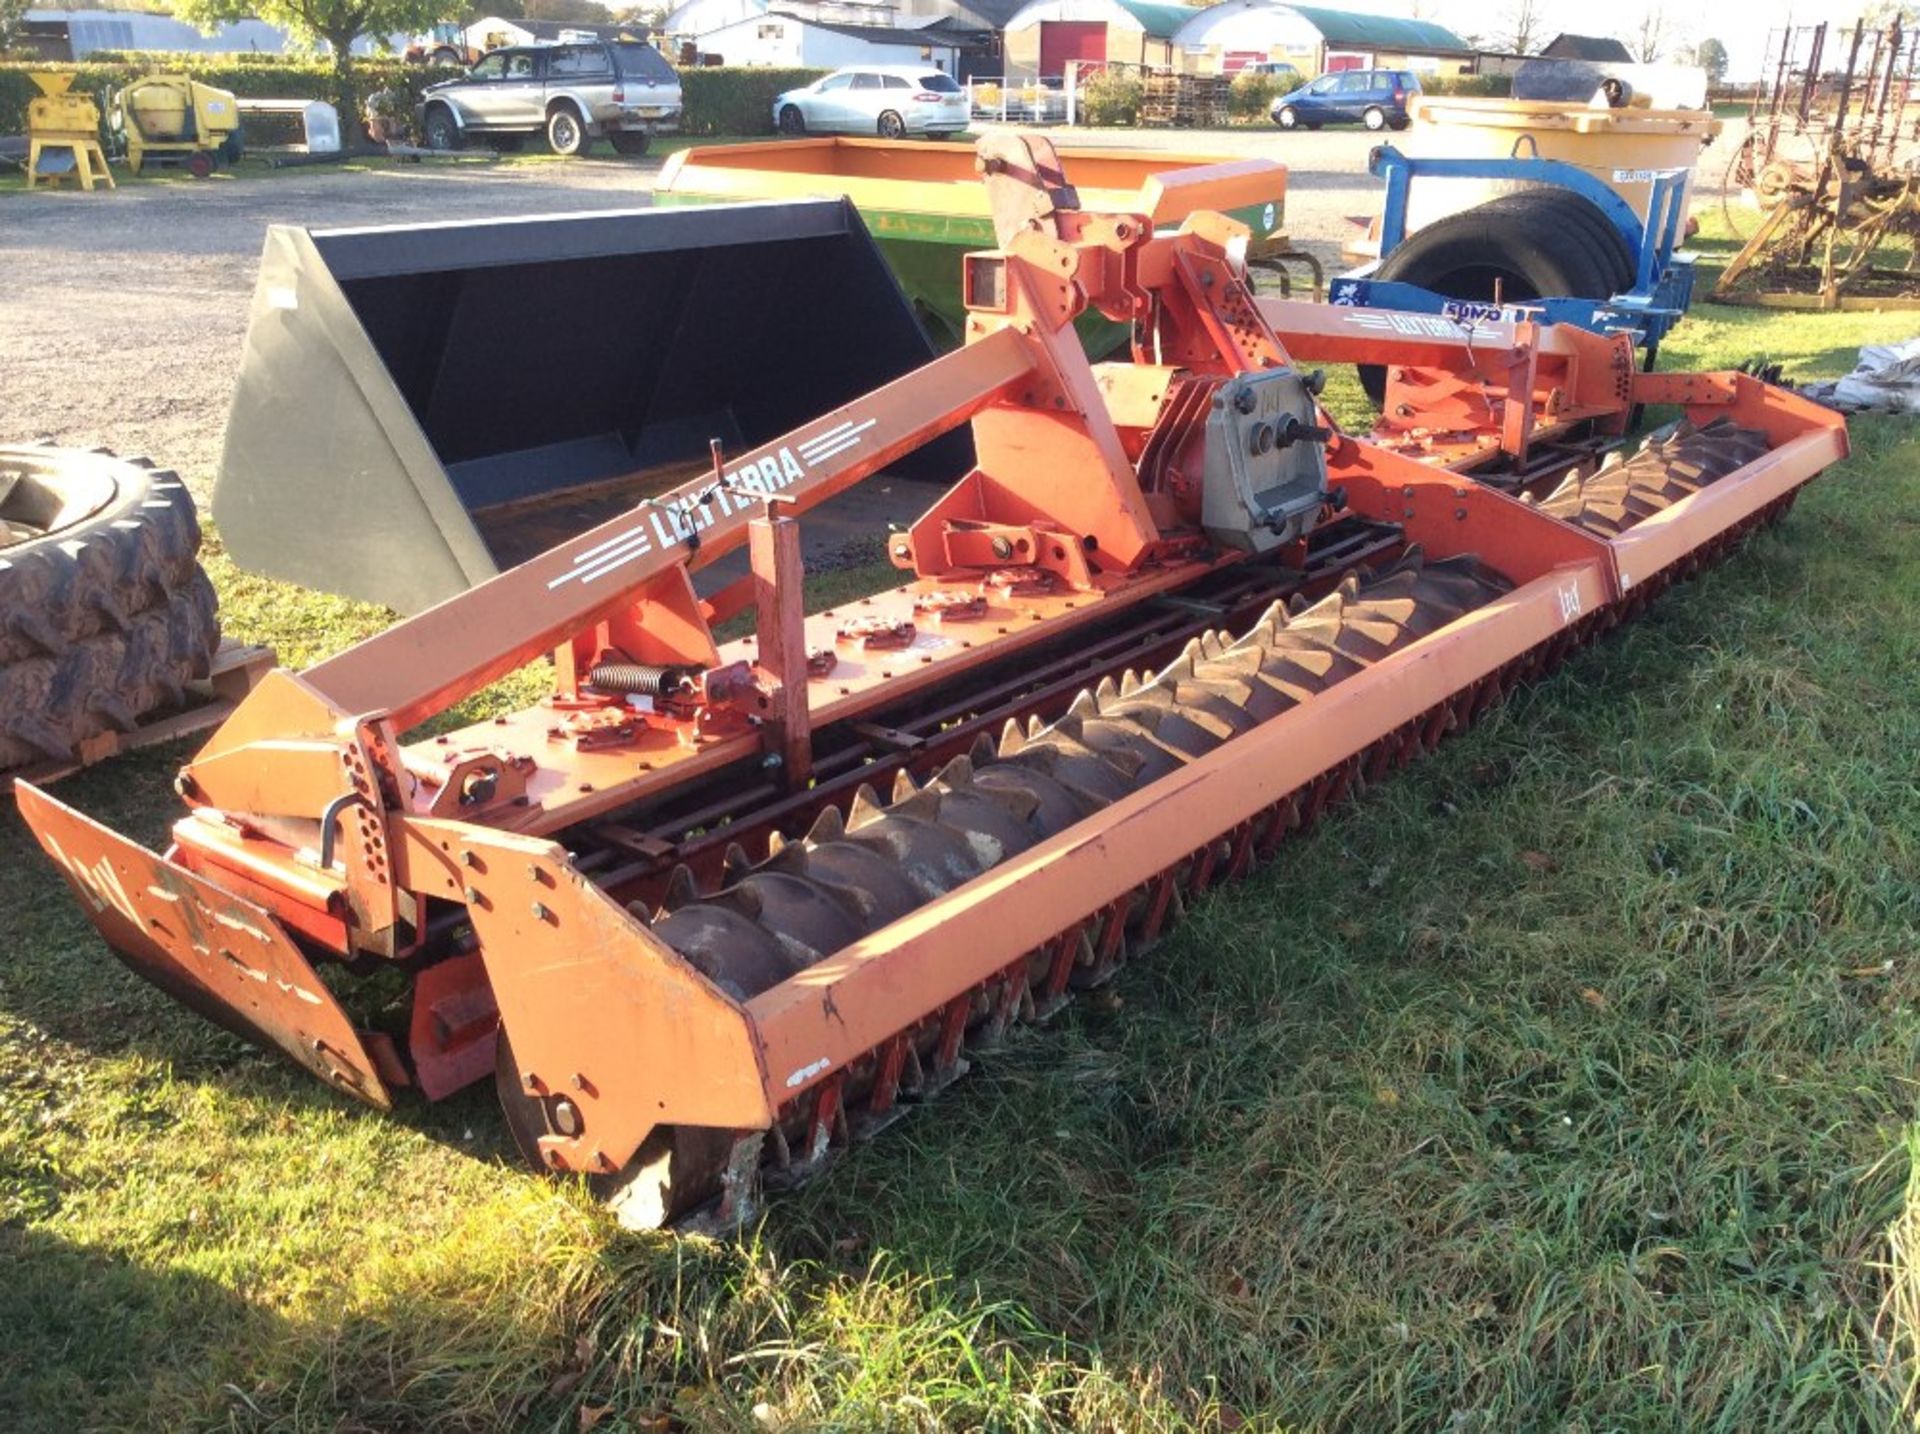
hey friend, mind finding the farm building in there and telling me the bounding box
[692,10,962,68]
[665,0,1014,73]
[661,0,901,43]
[1540,33,1635,62]
[894,0,1023,74]
[459,16,650,50]
[895,0,1025,29]
[1000,0,1195,80]
[1170,2,1471,77]
[15,6,384,58]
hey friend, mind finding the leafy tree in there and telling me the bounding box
[1694,37,1729,85]
[176,0,448,123]
[0,0,28,54]
[522,0,611,20]
[1860,2,1920,25]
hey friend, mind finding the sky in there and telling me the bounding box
[1338,0,1877,82]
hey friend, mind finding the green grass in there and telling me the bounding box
[4,283,1920,1430]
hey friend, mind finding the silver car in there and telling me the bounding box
[774,66,969,140]
[420,41,682,157]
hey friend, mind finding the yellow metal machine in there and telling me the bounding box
[25,72,113,191]
[112,76,242,177]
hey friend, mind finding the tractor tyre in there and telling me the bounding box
[0,447,220,771]
[1478,189,1636,298]
[1357,189,1631,405]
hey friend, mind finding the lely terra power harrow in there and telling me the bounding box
[20,136,1847,1228]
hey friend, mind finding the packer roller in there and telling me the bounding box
[20,134,1848,1229]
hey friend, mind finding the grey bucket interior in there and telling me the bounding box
[214,198,970,615]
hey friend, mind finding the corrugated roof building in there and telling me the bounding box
[1001,0,1201,79]
[20,6,402,58]
[1541,33,1634,63]
[1172,1,1470,77]
[693,8,963,67]
[1004,0,1469,82]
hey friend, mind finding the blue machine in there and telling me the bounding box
[1329,145,1696,366]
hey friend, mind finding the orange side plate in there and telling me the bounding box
[16,781,391,1108]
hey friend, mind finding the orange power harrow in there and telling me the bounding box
[19,136,1848,1229]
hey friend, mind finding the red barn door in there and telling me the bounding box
[1040,20,1106,77]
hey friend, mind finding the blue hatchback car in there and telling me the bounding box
[1270,69,1419,132]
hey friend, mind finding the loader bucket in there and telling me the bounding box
[212,199,970,615]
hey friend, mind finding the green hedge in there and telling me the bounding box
[1228,72,1286,120]
[1419,72,1513,98]
[1078,69,1141,127]
[2,58,827,138]
[0,57,460,134]
[678,66,825,136]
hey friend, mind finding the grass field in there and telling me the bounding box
[3,227,1919,1431]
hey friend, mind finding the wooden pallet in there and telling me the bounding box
[1140,74,1230,128]
[2,638,275,792]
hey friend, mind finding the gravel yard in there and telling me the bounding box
[0,123,1745,505]
[0,129,1386,498]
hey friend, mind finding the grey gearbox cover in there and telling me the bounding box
[1200,369,1329,554]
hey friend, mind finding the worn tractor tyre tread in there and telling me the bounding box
[1360,189,1629,405]
[0,448,220,769]
[1376,188,1621,302]
[1476,189,1635,294]
[1466,194,1623,299]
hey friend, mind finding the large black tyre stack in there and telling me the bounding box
[0,447,220,770]
[1359,188,1638,405]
